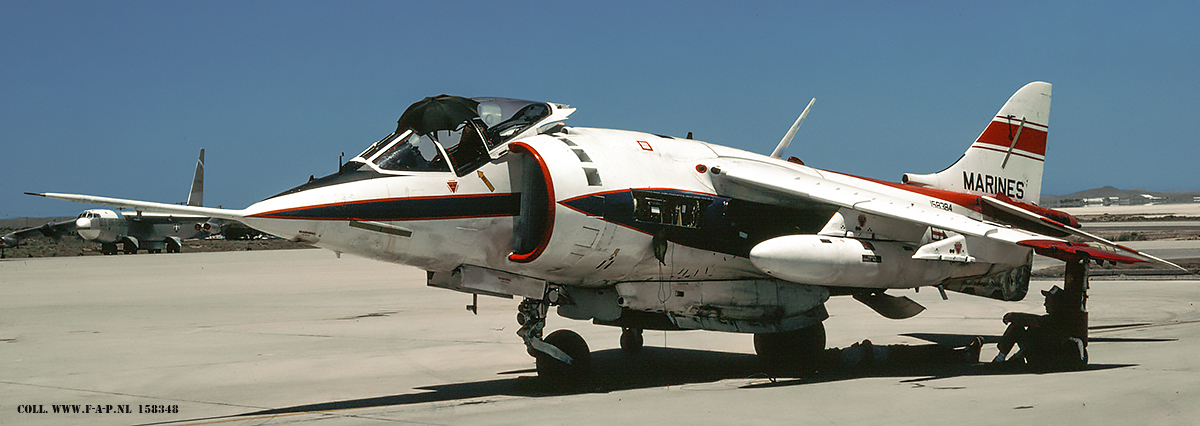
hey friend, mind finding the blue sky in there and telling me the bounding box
[3,1,1198,218]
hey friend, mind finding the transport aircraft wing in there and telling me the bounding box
[1,218,77,248]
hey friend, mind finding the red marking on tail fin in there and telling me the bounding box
[974,117,1048,157]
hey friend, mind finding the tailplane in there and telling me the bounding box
[903,82,1051,204]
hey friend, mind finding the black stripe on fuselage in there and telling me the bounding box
[252,193,522,221]
[562,188,838,257]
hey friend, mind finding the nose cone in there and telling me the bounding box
[75,217,101,241]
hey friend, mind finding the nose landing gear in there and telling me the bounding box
[517,293,592,381]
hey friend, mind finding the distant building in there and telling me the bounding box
[1139,194,1167,204]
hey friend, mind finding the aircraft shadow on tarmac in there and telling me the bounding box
[203,331,1164,422]
[146,330,1170,425]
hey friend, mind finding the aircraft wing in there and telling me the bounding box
[709,160,1156,266]
[26,192,248,222]
[2,218,78,248]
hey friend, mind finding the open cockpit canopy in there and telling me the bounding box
[271,96,571,199]
[351,96,563,176]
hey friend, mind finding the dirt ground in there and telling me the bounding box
[0,232,312,259]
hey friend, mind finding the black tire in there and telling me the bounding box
[754,322,826,367]
[535,329,592,381]
[620,328,644,354]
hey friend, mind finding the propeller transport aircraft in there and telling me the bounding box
[6,149,219,256]
[29,82,1184,380]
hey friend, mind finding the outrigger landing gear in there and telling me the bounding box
[517,288,592,381]
[1057,258,1090,368]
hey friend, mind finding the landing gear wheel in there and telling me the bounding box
[620,327,644,353]
[754,322,826,369]
[535,329,592,381]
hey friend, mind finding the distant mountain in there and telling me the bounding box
[1041,187,1200,207]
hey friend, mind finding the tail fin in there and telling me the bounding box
[187,148,204,207]
[902,82,1051,204]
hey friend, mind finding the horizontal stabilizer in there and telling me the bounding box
[853,292,926,320]
[1022,240,1180,270]
[981,194,1187,271]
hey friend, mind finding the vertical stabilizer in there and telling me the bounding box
[902,82,1051,204]
[187,148,204,207]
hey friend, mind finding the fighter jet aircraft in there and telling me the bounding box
[29,83,1182,378]
[8,149,218,255]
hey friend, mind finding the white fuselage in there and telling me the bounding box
[237,127,1028,291]
[74,209,210,248]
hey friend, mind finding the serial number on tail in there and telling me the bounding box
[963,171,1025,199]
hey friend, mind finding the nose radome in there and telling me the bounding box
[75,217,102,241]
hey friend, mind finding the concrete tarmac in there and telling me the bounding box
[3,249,1199,425]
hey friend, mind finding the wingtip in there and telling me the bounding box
[24,192,45,197]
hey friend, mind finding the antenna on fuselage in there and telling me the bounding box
[770,98,815,159]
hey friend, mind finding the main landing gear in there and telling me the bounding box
[1052,257,1090,369]
[753,322,827,369]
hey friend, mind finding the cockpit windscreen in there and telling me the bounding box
[355,96,551,176]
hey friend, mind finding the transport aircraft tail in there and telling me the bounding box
[187,148,204,207]
[902,81,1051,205]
